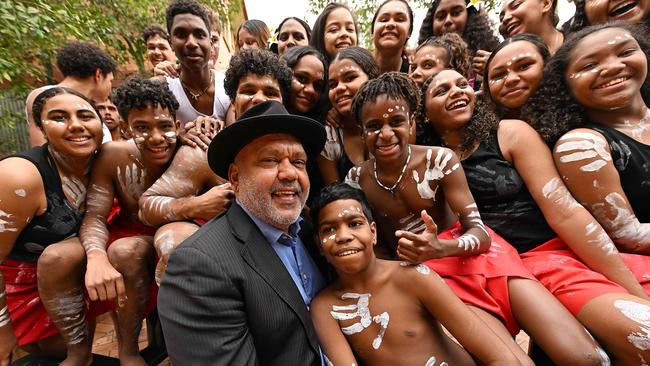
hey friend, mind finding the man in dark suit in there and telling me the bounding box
[158,101,328,365]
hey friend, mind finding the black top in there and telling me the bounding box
[7,145,84,263]
[584,123,650,223]
[462,133,556,253]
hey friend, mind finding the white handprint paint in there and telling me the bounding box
[412,149,459,200]
[331,293,390,349]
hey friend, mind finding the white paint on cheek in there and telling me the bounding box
[330,292,390,349]
[613,300,650,351]
[14,189,26,197]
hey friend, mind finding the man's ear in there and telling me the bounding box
[94,68,103,84]
[228,163,239,193]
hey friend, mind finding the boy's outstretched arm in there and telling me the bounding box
[397,148,490,262]
[403,266,521,365]
[311,293,359,366]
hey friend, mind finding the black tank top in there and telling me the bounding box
[584,123,650,222]
[462,133,556,253]
[7,145,84,262]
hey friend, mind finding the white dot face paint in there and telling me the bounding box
[14,189,26,197]
[613,300,650,351]
[330,293,390,350]
[412,148,460,200]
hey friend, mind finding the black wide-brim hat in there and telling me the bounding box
[208,100,326,178]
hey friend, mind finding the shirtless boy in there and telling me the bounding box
[79,78,180,366]
[344,72,609,364]
[310,183,520,365]
[139,48,292,285]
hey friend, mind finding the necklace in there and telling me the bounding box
[181,69,213,102]
[373,145,411,196]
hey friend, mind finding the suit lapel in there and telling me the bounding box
[228,204,321,354]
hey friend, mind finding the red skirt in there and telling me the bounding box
[424,222,535,335]
[87,212,158,320]
[521,237,650,315]
[0,260,59,345]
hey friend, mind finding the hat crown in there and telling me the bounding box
[237,100,289,121]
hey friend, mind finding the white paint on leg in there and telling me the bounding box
[613,299,650,351]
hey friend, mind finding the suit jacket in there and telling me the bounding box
[158,203,329,365]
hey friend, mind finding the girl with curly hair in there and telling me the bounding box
[410,33,471,87]
[371,0,414,74]
[568,0,649,33]
[310,2,358,63]
[534,24,650,357]
[422,67,650,362]
[418,0,499,83]
[498,0,564,54]
[483,33,550,119]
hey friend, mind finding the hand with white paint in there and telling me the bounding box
[179,116,224,151]
[395,210,443,262]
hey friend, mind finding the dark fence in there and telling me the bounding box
[0,93,30,158]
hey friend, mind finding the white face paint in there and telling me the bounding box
[584,222,616,255]
[541,178,581,211]
[613,300,650,351]
[330,293,390,349]
[412,148,460,200]
[0,209,17,232]
[556,132,612,172]
[163,130,177,144]
[345,166,362,190]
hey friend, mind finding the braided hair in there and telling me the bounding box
[351,71,420,124]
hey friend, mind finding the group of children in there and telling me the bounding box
[0,0,649,364]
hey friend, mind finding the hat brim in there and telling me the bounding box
[207,113,326,178]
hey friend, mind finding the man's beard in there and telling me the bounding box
[237,174,309,230]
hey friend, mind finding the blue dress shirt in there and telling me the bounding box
[237,200,326,307]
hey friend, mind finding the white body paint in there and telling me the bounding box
[117,163,147,202]
[0,209,17,232]
[14,189,26,197]
[584,223,616,255]
[457,233,480,251]
[0,305,10,327]
[541,178,581,211]
[345,166,362,190]
[330,293,390,349]
[613,300,650,351]
[399,262,431,275]
[43,287,88,344]
[556,132,612,172]
[412,149,459,200]
[591,192,650,246]
[61,176,86,208]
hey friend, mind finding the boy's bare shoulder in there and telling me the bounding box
[312,282,343,312]
[411,144,455,157]
[96,140,139,165]
[393,261,442,290]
